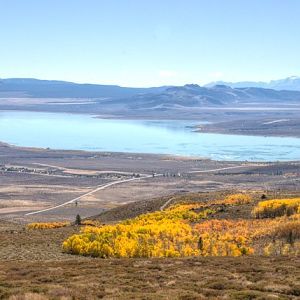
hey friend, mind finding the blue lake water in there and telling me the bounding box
[0,111,299,161]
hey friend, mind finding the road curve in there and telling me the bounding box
[25,164,260,216]
[25,174,158,216]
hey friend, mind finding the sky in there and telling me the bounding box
[1,0,300,87]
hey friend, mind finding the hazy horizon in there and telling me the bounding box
[1,75,300,89]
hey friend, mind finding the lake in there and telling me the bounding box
[0,111,299,161]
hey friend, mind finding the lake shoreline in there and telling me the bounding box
[1,110,300,161]
[2,107,300,138]
[1,141,300,164]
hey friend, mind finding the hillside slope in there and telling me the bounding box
[1,190,300,299]
[108,84,300,110]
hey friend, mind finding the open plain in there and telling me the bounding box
[1,141,299,223]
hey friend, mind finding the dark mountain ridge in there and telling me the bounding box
[0,78,169,98]
[1,79,300,116]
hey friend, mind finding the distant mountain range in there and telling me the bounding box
[108,84,300,111]
[205,76,300,91]
[1,76,300,99]
[1,78,300,116]
[0,78,168,98]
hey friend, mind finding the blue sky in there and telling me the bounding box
[1,0,300,87]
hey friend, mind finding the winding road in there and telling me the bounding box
[25,164,259,216]
[25,174,158,216]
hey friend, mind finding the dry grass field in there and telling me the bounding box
[1,257,300,300]
[1,190,300,299]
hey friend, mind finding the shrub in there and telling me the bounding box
[223,193,252,205]
[81,219,101,227]
[209,193,252,206]
[62,203,216,258]
[63,219,199,258]
[27,222,69,230]
[272,221,300,244]
[62,203,255,258]
[253,198,300,218]
[75,214,81,225]
[62,197,300,258]
[264,241,300,256]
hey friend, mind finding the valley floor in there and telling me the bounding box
[1,142,300,223]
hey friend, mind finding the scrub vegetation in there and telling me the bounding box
[62,194,300,258]
[2,191,300,299]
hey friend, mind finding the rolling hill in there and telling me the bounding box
[108,84,300,110]
[1,78,300,118]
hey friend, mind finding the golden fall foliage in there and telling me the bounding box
[209,193,252,206]
[62,204,213,258]
[222,193,252,205]
[264,218,300,256]
[252,198,300,218]
[63,219,199,258]
[62,195,300,258]
[27,221,70,230]
[80,220,102,227]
